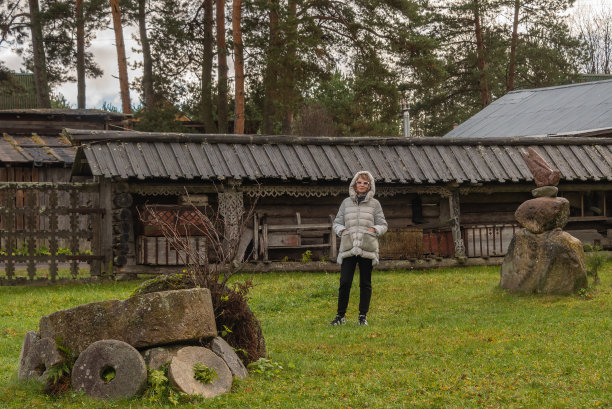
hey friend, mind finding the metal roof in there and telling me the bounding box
[0,134,75,166]
[445,80,612,138]
[67,129,612,185]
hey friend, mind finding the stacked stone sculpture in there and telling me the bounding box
[500,148,588,294]
[17,288,249,400]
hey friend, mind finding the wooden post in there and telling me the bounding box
[253,212,259,261]
[218,181,244,260]
[449,191,466,258]
[99,178,114,276]
[329,214,337,260]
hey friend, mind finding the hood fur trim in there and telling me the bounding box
[349,170,376,202]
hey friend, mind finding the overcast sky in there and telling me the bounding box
[0,0,610,111]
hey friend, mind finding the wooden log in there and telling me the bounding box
[113,222,132,235]
[66,128,612,146]
[113,208,132,222]
[461,202,521,213]
[99,179,114,275]
[114,255,128,266]
[460,212,516,224]
[113,193,133,208]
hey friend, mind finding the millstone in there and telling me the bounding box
[71,339,147,400]
[168,346,232,398]
[17,331,63,382]
[210,337,248,379]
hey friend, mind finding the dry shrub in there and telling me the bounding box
[215,280,266,364]
[136,189,265,364]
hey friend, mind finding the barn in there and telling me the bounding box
[66,129,611,275]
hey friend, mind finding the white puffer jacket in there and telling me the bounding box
[333,171,388,265]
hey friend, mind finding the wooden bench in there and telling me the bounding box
[254,212,337,261]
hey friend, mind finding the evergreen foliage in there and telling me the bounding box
[0,0,590,133]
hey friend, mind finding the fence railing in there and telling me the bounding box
[0,182,104,283]
[462,224,520,258]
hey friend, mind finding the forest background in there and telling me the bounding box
[1,0,611,137]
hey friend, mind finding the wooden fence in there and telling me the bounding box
[0,182,105,284]
[462,224,520,258]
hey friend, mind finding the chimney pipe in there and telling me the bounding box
[402,102,410,137]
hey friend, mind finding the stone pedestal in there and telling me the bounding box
[500,229,587,294]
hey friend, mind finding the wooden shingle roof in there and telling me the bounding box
[68,129,612,185]
[0,134,75,166]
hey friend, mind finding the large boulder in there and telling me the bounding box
[515,197,570,234]
[500,229,588,294]
[39,288,217,356]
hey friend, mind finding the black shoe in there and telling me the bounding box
[358,314,368,326]
[330,315,346,326]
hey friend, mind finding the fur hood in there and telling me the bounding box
[348,170,376,202]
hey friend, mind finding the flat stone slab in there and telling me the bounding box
[72,339,147,400]
[169,346,232,398]
[500,229,588,294]
[39,288,217,355]
[18,331,63,382]
[210,337,248,379]
[532,186,558,198]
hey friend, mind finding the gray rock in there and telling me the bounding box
[500,229,588,294]
[515,197,569,234]
[141,346,183,370]
[168,346,232,398]
[39,288,217,355]
[531,186,558,198]
[210,337,248,379]
[71,339,147,400]
[17,332,63,382]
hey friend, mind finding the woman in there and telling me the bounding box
[330,170,387,326]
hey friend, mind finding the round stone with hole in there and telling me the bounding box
[71,339,147,400]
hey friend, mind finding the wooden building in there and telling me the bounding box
[67,129,611,274]
[0,109,128,256]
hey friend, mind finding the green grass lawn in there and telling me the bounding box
[0,263,611,408]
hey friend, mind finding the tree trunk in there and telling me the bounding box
[138,0,154,109]
[232,0,245,134]
[110,0,132,114]
[202,0,217,132]
[28,0,51,108]
[507,0,520,91]
[281,0,297,135]
[76,0,85,108]
[473,0,490,107]
[262,0,279,134]
[217,0,228,133]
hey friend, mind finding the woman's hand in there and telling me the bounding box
[368,228,375,233]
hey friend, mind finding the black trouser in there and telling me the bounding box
[337,256,373,316]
